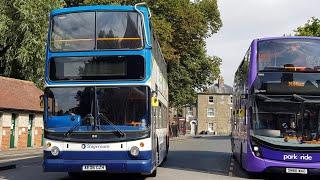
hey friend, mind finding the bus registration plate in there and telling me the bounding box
[82,165,106,171]
[286,168,307,174]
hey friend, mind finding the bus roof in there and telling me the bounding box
[255,36,320,42]
[51,5,148,16]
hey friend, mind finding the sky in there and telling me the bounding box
[206,0,320,86]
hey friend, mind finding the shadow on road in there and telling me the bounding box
[59,173,147,180]
[162,150,231,176]
[0,157,147,180]
[195,135,231,141]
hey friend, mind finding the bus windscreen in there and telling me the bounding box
[252,101,320,147]
[258,39,320,72]
[51,11,143,51]
[45,86,149,141]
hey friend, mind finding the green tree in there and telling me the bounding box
[295,17,320,36]
[0,0,62,87]
[64,0,84,7]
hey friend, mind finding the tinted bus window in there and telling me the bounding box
[51,12,95,51]
[50,11,143,51]
[96,12,143,49]
[49,55,145,81]
[258,39,320,72]
[234,48,250,93]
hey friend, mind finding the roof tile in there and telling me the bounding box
[0,76,43,112]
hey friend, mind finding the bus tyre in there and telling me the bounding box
[149,168,157,177]
[247,172,259,179]
[231,140,236,159]
[163,137,169,162]
[157,145,162,166]
[240,144,243,169]
[68,172,81,178]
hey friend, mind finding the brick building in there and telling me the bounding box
[197,78,233,135]
[0,76,43,151]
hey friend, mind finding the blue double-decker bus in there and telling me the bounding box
[43,4,169,177]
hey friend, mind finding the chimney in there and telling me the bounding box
[218,76,224,89]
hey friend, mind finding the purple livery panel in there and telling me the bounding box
[245,143,320,173]
[261,147,319,163]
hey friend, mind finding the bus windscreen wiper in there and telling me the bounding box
[65,98,95,138]
[96,100,125,137]
[97,113,126,138]
[65,114,94,137]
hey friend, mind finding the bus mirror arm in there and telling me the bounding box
[134,2,152,48]
[241,94,248,99]
[152,90,159,97]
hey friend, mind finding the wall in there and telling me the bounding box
[197,94,232,135]
[0,111,43,151]
[1,113,12,151]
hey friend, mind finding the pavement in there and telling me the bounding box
[169,135,192,141]
[0,148,42,171]
[169,134,210,141]
[0,148,42,159]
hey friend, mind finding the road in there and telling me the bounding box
[0,136,316,180]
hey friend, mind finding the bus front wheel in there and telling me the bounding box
[240,144,243,169]
[147,168,157,177]
[163,136,169,162]
[68,172,81,177]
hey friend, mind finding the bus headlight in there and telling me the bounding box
[51,146,60,156]
[130,146,140,157]
[251,137,263,158]
[253,146,262,157]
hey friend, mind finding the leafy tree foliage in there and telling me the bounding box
[0,0,222,107]
[64,0,84,7]
[0,0,61,87]
[295,17,320,36]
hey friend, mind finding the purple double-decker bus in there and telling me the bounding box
[231,36,320,175]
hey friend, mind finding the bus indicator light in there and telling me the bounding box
[46,142,51,148]
[140,142,144,147]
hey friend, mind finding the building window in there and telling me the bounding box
[187,107,193,116]
[207,108,215,117]
[208,96,214,103]
[0,112,2,123]
[230,95,233,104]
[208,123,214,132]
